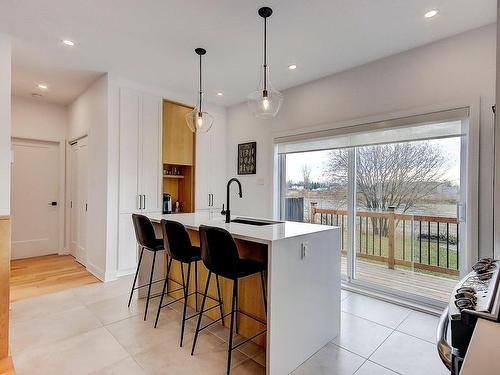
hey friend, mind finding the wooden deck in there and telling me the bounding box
[341,256,457,303]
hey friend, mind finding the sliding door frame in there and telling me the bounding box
[273,100,480,309]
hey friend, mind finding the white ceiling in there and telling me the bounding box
[0,0,496,106]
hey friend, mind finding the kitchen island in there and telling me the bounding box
[139,212,341,375]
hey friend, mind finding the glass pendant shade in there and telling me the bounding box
[185,108,214,134]
[185,47,213,134]
[248,7,283,119]
[248,65,283,118]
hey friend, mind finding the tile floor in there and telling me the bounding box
[9,276,449,375]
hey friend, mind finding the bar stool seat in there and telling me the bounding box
[233,259,266,279]
[150,239,165,251]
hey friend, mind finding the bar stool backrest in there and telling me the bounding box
[132,214,157,250]
[199,225,240,279]
[161,220,193,262]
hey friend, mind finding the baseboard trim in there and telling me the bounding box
[116,267,136,278]
[85,261,105,282]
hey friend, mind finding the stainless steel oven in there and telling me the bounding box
[437,258,500,374]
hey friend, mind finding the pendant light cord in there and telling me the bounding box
[199,53,203,114]
[263,16,267,92]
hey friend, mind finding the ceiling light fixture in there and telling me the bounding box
[185,48,214,134]
[247,6,283,118]
[37,84,48,90]
[62,39,75,46]
[288,64,297,70]
[217,92,223,96]
[424,9,439,18]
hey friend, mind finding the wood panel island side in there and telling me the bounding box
[137,212,341,375]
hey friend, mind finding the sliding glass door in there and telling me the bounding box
[277,109,469,305]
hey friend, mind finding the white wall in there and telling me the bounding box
[0,34,11,215]
[227,24,496,258]
[11,96,67,141]
[68,74,109,279]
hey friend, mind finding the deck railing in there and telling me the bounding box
[310,202,459,276]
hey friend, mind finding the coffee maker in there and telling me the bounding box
[163,193,172,214]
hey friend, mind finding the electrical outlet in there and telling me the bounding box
[301,242,309,259]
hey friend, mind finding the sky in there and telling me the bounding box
[285,137,462,185]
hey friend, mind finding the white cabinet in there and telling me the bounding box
[118,88,162,275]
[118,88,162,214]
[196,117,226,210]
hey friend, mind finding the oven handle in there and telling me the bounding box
[437,306,453,370]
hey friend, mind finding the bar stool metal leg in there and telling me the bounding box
[143,250,157,321]
[216,275,224,325]
[180,262,191,347]
[234,278,239,334]
[191,271,212,355]
[227,279,238,375]
[154,256,172,328]
[194,261,199,312]
[128,247,144,307]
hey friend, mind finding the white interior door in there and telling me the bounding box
[69,137,88,265]
[11,139,60,259]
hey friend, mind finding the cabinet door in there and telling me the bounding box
[209,119,226,209]
[163,101,194,165]
[119,88,141,213]
[195,130,211,209]
[118,213,138,273]
[141,94,162,212]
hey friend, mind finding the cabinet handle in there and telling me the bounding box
[137,195,142,210]
[143,195,146,210]
[211,194,213,206]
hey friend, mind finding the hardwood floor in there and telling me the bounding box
[10,254,100,302]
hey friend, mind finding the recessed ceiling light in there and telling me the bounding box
[288,64,297,70]
[62,39,75,46]
[37,84,48,90]
[424,9,438,18]
[217,92,223,96]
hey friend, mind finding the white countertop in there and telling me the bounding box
[145,212,337,244]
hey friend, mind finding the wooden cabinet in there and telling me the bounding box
[162,100,196,213]
[195,116,226,210]
[162,101,194,166]
[118,88,162,274]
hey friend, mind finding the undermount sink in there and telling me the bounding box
[231,217,281,226]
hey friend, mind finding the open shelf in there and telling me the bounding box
[163,175,185,179]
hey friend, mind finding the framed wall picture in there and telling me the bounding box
[238,141,257,175]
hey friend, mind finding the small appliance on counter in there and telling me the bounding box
[437,257,500,374]
[163,193,172,214]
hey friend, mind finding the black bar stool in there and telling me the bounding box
[129,213,167,321]
[191,225,267,375]
[155,219,225,347]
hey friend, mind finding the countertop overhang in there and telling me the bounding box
[145,212,338,244]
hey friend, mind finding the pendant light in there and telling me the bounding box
[186,48,214,133]
[247,7,283,118]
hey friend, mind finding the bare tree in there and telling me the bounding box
[325,142,449,234]
[301,164,312,188]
